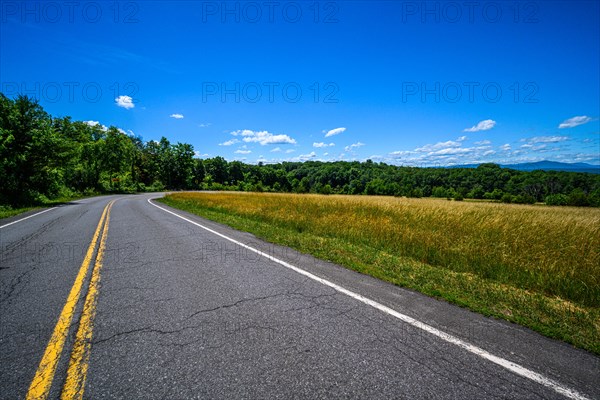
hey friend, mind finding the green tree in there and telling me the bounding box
[204,156,228,185]
[567,188,590,207]
[171,143,195,189]
[545,194,568,206]
[0,95,68,204]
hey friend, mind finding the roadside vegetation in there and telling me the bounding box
[159,192,600,355]
[0,205,38,219]
[2,94,599,215]
[0,193,102,219]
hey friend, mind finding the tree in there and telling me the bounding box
[157,137,175,187]
[228,161,245,185]
[204,156,228,185]
[0,95,67,204]
[193,158,206,187]
[468,185,485,199]
[97,127,136,191]
[171,143,195,189]
[567,189,590,207]
[545,194,568,206]
[2,92,600,208]
[297,177,310,193]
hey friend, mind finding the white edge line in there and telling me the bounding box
[148,197,590,400]
[0,207,55,229]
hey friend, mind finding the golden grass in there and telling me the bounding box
[160,192,600,353]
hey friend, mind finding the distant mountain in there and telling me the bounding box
[450,161,600,174]
[501,161,600,174]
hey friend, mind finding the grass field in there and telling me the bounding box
[159,192,600,354]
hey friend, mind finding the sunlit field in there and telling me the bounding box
[159,192,600,354]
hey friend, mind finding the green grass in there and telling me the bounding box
[158,192,600,355]
[0,205,40,219]
[0,192,102,220]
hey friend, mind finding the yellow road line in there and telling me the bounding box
[60,201,113,400]
[26,201,113,400]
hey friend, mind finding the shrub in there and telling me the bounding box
[468,186,485,199]
[149,181,165,192]
[545,194,568,206]
[432,186,447,198]
[320,184,333,195]
[410,188,423,198]
[590,189,600,207]
[568,189,590,207]
[513,194,536,204]
[484,188,504,200]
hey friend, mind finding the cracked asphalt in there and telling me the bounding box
[1,194,598,399]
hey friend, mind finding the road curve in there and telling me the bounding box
[0,194,598,399]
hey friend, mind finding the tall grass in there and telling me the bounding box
[159,192,600,353]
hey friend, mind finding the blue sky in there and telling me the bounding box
[1,0,599,165]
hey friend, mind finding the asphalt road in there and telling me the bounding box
[1,194,598,399]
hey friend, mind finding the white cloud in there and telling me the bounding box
[219,138,239,146]
[234,149,252,154]
[115,95,134,109]
[117,128,135,136]
[520,143,549,152]
[415,140,461,152]
[297,152,317,161]
[558,115,592,129]
[313,142,335,148]
[285,149,295,154]
[463,119,496,132]
[230,129,296,145]
[430,147,473,156]
[525,136,569,144]
[344,142,365,152]
[390,150,412,157]
[324,127,346,137]
[170,113,184,119]
[198,123,211,128]
[231,129,258,137]
[384,130,586,166]
[83,120,108,131]
[271,147,282,152]
[387,134,507,166]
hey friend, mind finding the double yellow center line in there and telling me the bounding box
[27,200,115,400]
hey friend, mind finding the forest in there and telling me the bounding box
[1,94,599,208]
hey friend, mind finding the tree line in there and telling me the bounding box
[1,94,599,207]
